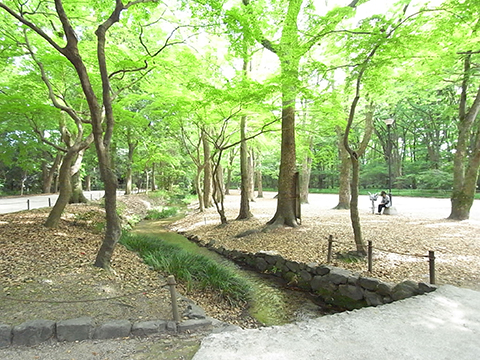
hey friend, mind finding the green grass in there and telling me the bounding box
[120,232,251,305]
[145,207,179,220]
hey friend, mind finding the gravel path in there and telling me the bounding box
[0,328,211,360]
[193,285,480,360]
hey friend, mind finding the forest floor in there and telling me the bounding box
[0,195,255,329]
[169,191,480,291]
[0,191,479,359]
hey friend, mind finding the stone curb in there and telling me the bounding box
[0,317,212,348]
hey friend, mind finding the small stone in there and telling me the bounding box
[325,268,352,285]
[392,280,420,301]
[338,284,364,301]
[56,317,95,342]
[131,320,167,336]
[359,277,382,291]
[285,260,300,272]
[12,320,55,346]
[377,282,394,296]
[94,320,131,340]
[299,270,312,282]
[364,290,384,306]
[178,319,212,332]
[316,265,332,276]
[0,324,12,348]
[183,304,206,319]
[255,257,268,272]
[418,282,437,293]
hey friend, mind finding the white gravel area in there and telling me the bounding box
[193,285,480,360]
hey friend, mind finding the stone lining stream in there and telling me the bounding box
[133,219,331,326]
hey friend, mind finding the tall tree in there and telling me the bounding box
[0,0,166,268]
[449,50,480,220]
[238,0,364,227]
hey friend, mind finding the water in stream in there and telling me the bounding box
[133,219,325,326]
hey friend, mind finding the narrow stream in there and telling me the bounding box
[133,219,325,326]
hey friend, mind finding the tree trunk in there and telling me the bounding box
[85,174,91,192]
[92,5,124,269]
[449,53,480,220]
[349,154,365,255]
[225,149,235,195]
[247,149,255,201]
[125,166,132,195]
[265,0,302,227]
[335,126,351,209]
[45,151,75,228]
[256,160,264,198]
[214,163,224,203]
[124,138,137,195]
[211,148,228,225]
[299,138,312,204]
[20,171,27,195]
[70,149,88,203]
[267,104,299,227]
[70,171,88,203]
[195,167,205,212]
[237,115,253,220]
[151,162,156,191]
[202,129,213,208]
[93,153,121,268]
[42,152,62,193]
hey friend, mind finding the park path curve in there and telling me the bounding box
[193,285,480,360]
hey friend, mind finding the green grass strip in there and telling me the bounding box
[120,232,251,305]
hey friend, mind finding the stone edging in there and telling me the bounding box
[184,233,437,310]
[0,309,212,348]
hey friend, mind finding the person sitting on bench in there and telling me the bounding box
[377,191,390,215]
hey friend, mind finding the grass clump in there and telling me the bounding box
[145,207,179,220]
[120,232,251,305]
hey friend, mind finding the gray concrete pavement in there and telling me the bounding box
[0,191,105,214]
[193,285,480,360]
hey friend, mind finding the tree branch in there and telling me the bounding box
[27,116,67,153]
[23,30,84,126]
[0,2,63,53]
[109,60,149,79]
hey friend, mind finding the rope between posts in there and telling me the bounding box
[0,284,169,304]
[326,236,429,258]
[369,246,428,258]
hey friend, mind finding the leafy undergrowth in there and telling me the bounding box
[120,232,251,306]
[145,207,179,220]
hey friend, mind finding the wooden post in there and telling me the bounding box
[27,199,30,210]
[327,235,333,263]
[48,198,51,207]
[368,241,373,273]
[167,275,181,323]
[428,251,436,285]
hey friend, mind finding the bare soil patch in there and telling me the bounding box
[169,192,480,291]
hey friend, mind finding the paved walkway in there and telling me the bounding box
[193,285,480,360]
[0,191,109,214]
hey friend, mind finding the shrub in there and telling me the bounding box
[416,169,452,190]
[145,207,178,220]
